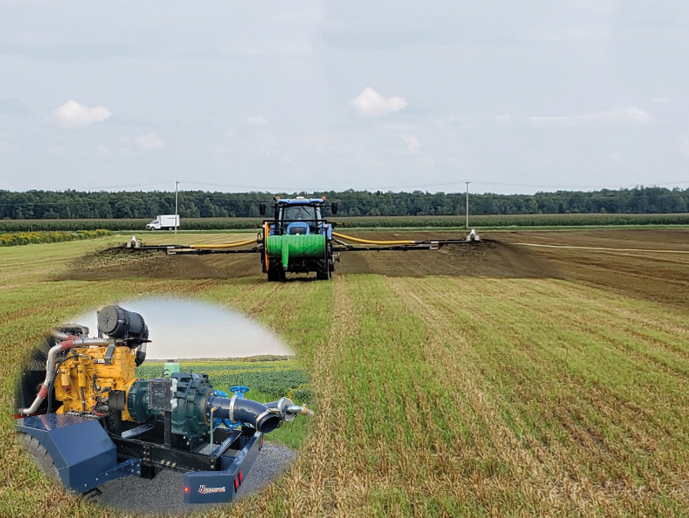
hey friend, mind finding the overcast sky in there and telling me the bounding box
[1,1,689,194]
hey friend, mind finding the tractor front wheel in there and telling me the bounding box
[267,259,286,282]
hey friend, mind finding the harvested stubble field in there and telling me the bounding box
[1,228,688,517]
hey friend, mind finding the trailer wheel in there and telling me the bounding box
[19,433,60,484]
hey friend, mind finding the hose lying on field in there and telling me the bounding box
[332,232,416,245]
[189,238,258,250]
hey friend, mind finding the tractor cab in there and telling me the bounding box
[260,197,337,237]
[281,203,321,235]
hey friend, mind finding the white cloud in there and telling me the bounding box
[247,116,268,125]
[402,134,420,152]
[349,87,407,117]
[52,99,111,128]
[653,97,670,104]
[135,132,164,149]
[530,107,651,125]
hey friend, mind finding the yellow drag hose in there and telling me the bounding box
[332,232,415,245]
[189,238,258,249]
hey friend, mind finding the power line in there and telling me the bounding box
[9,177,689,193]
[78,181,173,191]
[367,179,689,191]
[180,179,689,193]
[179,180,295,191]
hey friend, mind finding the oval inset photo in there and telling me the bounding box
[14,298,312,515]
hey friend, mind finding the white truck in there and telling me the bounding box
[146,214,180,231]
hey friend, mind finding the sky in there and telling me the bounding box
[72,298,292,359]
[1,1,689,195]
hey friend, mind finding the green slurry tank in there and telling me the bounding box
[266,234,326,268]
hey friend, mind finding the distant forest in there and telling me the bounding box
[0,186,686,219]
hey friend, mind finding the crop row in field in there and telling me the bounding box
[336,212,689,228]
[1,212,688,232]
[0,218,260,232]
[0,229,110,247]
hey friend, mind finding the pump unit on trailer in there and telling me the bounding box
[14,305,312,503]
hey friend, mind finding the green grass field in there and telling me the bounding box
[1,233,688,517]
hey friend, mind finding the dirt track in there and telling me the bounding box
[494,228,689,309]
[59,228,689,309]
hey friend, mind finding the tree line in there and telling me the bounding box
[0,186,686,220]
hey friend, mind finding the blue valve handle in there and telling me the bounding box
[230,385,250,399]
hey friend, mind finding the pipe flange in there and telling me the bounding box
[276,397,287,420]
[228,394,238,423]
[254,409,273,431]
[203,390,217,425]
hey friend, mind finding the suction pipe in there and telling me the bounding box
[207,395,282,434]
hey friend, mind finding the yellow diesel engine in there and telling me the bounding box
[19,305,149,420]
[54,343,139,419]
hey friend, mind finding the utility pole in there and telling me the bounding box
[465,181,471,229]
[175,181,180,235]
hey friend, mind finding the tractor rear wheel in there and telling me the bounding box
[19,433,60,483]
[316,258,331,280]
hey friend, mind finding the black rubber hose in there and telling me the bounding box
[207,396,281,434]
[135,344,146,367]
